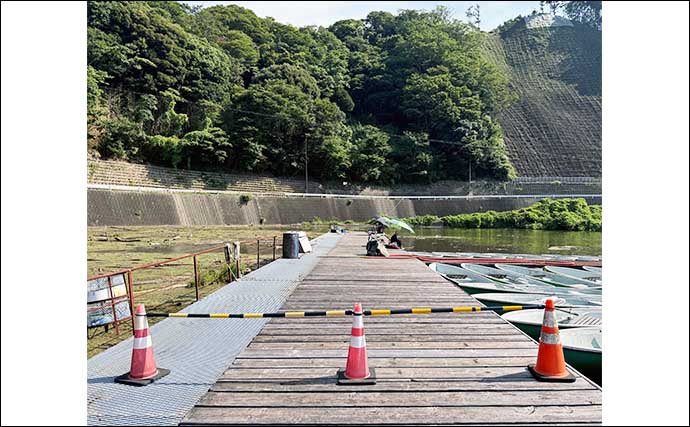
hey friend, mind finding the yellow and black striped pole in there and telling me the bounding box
[141,304,546,318]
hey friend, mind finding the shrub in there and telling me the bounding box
[435,198,601,231]
[239,194,253,205]
[404,215,441,226]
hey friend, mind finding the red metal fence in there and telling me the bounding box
[87,235,282,334]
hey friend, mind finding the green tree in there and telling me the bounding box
[88,2,519,183]
[181,122,232,169]
[543,1,602,30]
[348,124,392,182]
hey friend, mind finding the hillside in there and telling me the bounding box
[87,3,602,182]
[87,3,516,184]
[484,15,602,177]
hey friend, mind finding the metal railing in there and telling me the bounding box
[86,235,282,334]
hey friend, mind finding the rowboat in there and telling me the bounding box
[495,264,599,289]
[429,263,574,295]
[461,263,552,287]
[501,307,602,340]
[472,292,602,312]
[560,327,602,385]
[582,266,602,274]
[546,266,602,285]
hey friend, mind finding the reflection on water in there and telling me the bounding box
[405,228,601,256]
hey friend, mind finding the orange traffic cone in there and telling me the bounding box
[337,303,376,385]
[528,298,576,382]
[115,304,170,386]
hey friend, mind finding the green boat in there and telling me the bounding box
[495,264,599,289]
[501,307,602,340]
[560,327,602,385]
[429,263,576,295]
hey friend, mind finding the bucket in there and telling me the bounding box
[282,232,300,259]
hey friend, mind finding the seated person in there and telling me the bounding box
[387,232,403,249]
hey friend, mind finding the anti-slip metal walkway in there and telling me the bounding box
[87,233,342,426]
[181,232,602,425]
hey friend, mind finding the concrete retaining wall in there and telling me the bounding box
[88,188,602,226]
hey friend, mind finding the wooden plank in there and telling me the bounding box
[263,322,504,328]
[238,348,539,358]
[210,378,597,393]
[197,390,602,407]
[231,357,539,368]
[252,336,533,342]
[220,366,543,380]
[247,341,536,349]
[181,405,602,425]
[257,325,520,332]
[266,316,503,324]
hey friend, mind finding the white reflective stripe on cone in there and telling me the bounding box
[134,315,148,331]
[352,316,363,328]
[540,332,561,345]
[543,311,557,328]
[133,336,153,349]
[350,335,366,348]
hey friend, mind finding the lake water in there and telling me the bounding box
[404,228,601,256]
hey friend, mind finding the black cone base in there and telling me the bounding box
[528,364,576,382]
[336,368,376,385]
[115,368,170,386]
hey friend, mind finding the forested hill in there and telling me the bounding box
[87,2,600,184]
[484,15,602,177]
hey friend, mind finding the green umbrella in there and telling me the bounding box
[380,216,415,233]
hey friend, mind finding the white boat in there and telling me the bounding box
[429,263,575,295]
[582,266,602,274]
[472,292,602,309]
[545,266,602,285]
[461,263,551,287]
[502,307,602,339]
[495,264,599,288]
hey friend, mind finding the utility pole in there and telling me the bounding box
[304,138,309,193]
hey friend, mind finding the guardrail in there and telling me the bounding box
[87,235,281,334]
[512,177,601,184]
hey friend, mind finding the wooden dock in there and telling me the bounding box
[181,232,602,425]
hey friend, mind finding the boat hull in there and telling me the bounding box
[564,347,602,386]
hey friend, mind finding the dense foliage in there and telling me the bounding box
[404,198,602,231]
[88,2,516,183]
